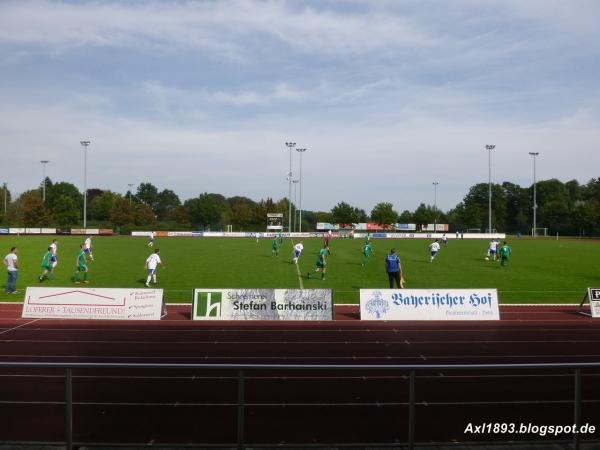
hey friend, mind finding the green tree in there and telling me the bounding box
[46,182,81,213]
[228,196,258,230]
[89,191,116,222]
[184,193,227,229]
[52,195,80,226]
[370,202,397,225]
[331,202,354,223]
[156,189,181,221]
[135,203,157,226]
[110,197,134,227]
[172,206,190,225]
[398,210,413,224]
[19,193,49,226]
[136,182,159,213]
[412,203,435,228]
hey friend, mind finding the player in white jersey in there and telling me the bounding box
[49,239,58,267]
[429,239,441,262]
[147,231,155,247]
[84,236,94,260]
[144,249,164,286]
[292,242,304,264]
[487,239,498,261]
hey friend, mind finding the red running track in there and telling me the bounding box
[0,304,599,446]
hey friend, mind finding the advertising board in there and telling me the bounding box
[360,289,500,321]
[22,287,165,320]
[192,289,333,321]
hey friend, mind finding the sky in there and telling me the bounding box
[1,0,599,214]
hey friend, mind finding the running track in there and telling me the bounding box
[0,304,599,446]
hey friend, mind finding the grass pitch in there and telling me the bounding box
[0,235,596,304]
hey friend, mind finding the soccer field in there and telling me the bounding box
[0,235,596,304]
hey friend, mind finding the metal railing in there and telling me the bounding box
[1,361,600,450]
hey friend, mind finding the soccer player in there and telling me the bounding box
[442,234,448,246]
[271,237,280,257]
[323,231,330,247]
[292,242,304,264]
[487,239,498,261]
[362,241,373,266]
[385,248,404,289]
[429,239,440,262]
[39,247,54,281]
[365,233,371,245]
[307,246,330,280]
[84,236,94,261]
[499,241,511,267]
[49,239,58,276]
[145,249,164,286]
[71,243,89,284]
[3,247,19,294]
[147,231,155,247]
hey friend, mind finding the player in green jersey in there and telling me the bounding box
[39,247,54,281]
[271,237,280,257]
[70,243,89,284]
[362,242,373,266]
[307,246,330,280]
[499,241,511,267]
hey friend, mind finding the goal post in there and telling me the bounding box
[532,227,548,237]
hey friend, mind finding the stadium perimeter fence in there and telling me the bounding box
[0,362,599,450]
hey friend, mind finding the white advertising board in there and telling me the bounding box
[360,289,500,321]
[192,289,333,321]
[22,287,165,320]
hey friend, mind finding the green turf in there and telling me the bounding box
[0,236,596,304]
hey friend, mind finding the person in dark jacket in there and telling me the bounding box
[385,248,404,289]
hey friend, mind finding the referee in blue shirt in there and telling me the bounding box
[385,248,404,289]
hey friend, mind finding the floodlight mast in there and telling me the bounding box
[80,140,91,228]
[529,152,540,237]
[285,142,296,234]
[40,160,50,202]
[485,145,495,233]
[433,181,439,231]
[128,183,134,206]
[292,179,299,232]
[296,148,307,232]
[2,183,7,217]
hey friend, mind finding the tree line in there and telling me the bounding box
[1,177,599,236]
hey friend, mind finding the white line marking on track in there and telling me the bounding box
[2,339,600,345]
[0,319,40,336]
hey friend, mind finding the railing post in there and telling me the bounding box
[65,368,73,450]
[574,368,582,450]
[237,369,245,450]
[408,370,415,450]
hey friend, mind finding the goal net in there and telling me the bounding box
[532,227,548,237]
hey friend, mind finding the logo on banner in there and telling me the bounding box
[197,292,222,317]
[365,290,389,319]
[591,289,600,301]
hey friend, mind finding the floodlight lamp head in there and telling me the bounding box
[296,147,307,153]
[529,152,539,156]
[80,140,91,147]
[486,144,495,150]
